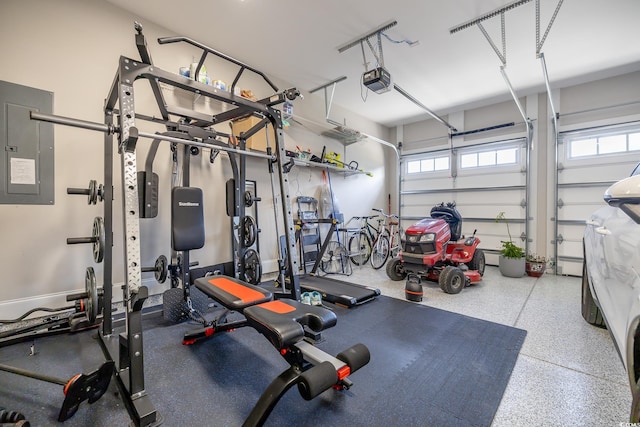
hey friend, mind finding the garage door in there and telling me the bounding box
[555,121,640,276]
[400,136,529,266]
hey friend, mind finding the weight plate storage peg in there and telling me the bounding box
[141,255,168,283]
[66,267,103,324]
[66,217,105,263]
[244,190,261,207]
[66,180,105,205]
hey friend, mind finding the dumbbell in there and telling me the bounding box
[0,408,29,426]
[66,180,104,205]
[66,217,105,263]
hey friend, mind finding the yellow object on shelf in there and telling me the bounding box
[324,151,343,168]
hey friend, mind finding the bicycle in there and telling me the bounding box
[370,208,402,269]
[340,215,381,266]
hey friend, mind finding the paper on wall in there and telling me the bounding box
[10,157,36,185]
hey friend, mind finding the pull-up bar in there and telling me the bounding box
[158,36,279,94]
[30,111,277,161]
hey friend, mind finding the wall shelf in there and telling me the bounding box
[287,157,372,176]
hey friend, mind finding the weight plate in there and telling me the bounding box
[92,217,105,263]
[243,216,257,247]
[242,249,262,285]
[85,267,98,323]
[96,183,104,203]
[244,191,253,207]
[88,180,97,205]
[155,255,168,283]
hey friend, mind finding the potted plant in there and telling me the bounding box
[495,212,525,277]
[525,253,548,277]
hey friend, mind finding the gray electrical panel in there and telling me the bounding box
[0,80,54,205]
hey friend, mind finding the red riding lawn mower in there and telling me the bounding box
[386,202,485,301]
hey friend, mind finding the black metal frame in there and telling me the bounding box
[96,25,303,426]
[29,23,305,426]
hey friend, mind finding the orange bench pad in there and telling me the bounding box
[205,277,267,304]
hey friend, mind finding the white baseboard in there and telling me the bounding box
[0,258,282,322]
[0,278,168,322]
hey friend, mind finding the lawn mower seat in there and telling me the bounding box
[430,203,463,241]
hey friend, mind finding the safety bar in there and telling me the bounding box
[157,36,279,94]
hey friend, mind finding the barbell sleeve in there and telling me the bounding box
[67,188,90,195]
[67,237,96,244]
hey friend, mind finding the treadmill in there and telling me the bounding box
[292,209,380,308]
[299,274,380,307]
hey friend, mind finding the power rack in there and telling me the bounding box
[31,23,307,426]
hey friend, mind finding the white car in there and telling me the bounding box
[583,164,640,421]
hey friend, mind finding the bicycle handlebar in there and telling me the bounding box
[372,208,399,219]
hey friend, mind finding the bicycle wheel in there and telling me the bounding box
[348,232,371,265]
[321,241,352,275]
[370,235,390,269]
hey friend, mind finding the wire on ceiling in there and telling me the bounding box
[381,32,419,47]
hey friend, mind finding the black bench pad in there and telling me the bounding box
[244,300,338,349]
[194,276,272,311]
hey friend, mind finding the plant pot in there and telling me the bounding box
[499,255,525,278]
[526,261,546,277]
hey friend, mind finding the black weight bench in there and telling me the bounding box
[184,275,369,427]
[171,187,369,426]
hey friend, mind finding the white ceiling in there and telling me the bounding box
[105,0,640,128]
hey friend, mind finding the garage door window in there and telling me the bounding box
[566,123,640,159]
[407,155,450,174]
[460,147,517,169]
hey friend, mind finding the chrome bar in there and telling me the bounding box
[540,53,558,137]
[138,131,276,161]
[309,76,347,94]
[499,66,528,124]
[30,111,113,134]
[29,111,276,161]
[393,84,457,132]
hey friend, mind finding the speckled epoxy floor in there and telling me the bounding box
[340,264,631,426]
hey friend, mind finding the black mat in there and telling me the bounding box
[0,296,526,426]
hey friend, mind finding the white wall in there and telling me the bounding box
[0,0,391,318]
